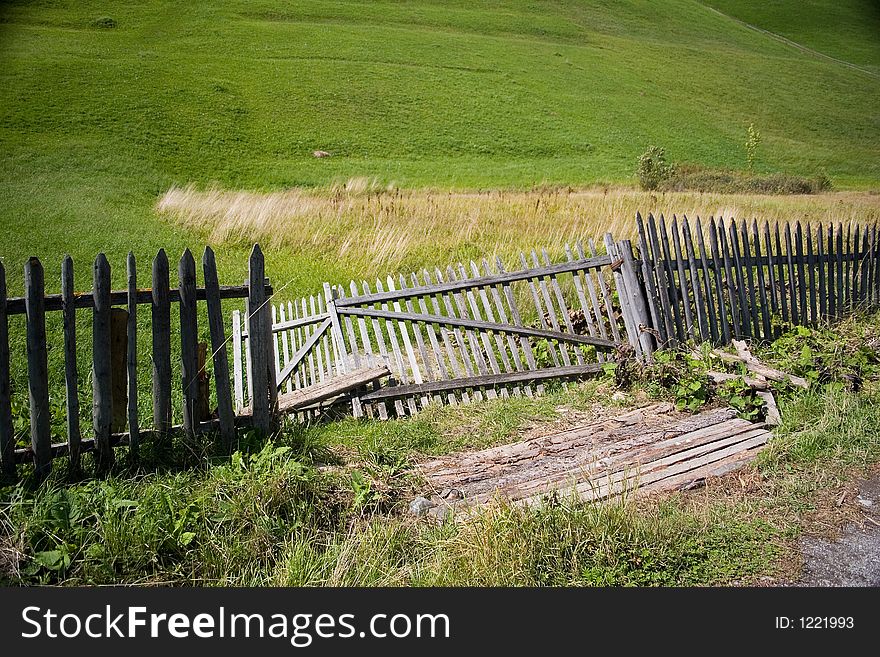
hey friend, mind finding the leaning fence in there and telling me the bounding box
[1,216,878,481]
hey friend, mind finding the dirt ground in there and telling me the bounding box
[793,473,880,587]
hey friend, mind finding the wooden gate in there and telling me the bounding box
[233,237,651,420]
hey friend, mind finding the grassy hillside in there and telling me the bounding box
[0,0,879,293]
[703,0,880,75]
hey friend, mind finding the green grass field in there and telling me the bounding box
[1,0,880,296]
[2,1,880,587]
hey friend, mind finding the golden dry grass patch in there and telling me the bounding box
[156,181,880,272]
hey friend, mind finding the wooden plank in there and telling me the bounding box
[827,224,836,319]
[333,256,612,308]
[0,262,13,478]
[784,222,799,325]
[387,276,428,408]
[670,217,696,338]
[645,214,676,342]
[494,257,542,395]
[479,260,527,396]
[196,342,210,421]
[125,253,139,457]
[460,266,504,383]
[718,218,742,338]
[751,221,771,340]
[468,261,515,397]
[540,249,584,366]
[203,246,235,450]
[109,308,128,434]
[364,280,405,416]
[635,214,665,345]
[306,296,323,387]
[658,215,685,341]
[517,255,561,368]
[774,223,789,324]
[271,305,282,386]
[585,239,624,343]
[377,279,419,414]
[151,249,172,441]
[682,217,709,341]
[273,366,390,414]
[740,219,761,338]
[694,217,720,343]
[248,245,270,433]
[619,239,655,358]
[836,223,845,318]
[92,254,114,472]
[479,260,515,377]
[413,272,452,406]
[844,222,852,308]
[707,218,731,344]
[338,305,615,350]
[24,258,52,480]
[276,318,331,389]
[872,224,879,304]
[806,224,817,323]
[317,296,334,383]
[528,251,573,366]
[795,222,808,324]
[61,255,82,470]
[447,266,496,400]
[563,247,604,363]
[178,249,199,437]
[859,225,870,306]
[762,221,779,317]
[232,310,245,413]
[817,224,827,320]
[731,339,809,387]
[277,304,292,394]
[729,219,751,337]
[359,363,604,402]
[604,236,641,357]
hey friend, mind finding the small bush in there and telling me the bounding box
[636,146,675,191]
[659,164,832,195]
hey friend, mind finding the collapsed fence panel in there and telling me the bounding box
[240,241,644,420]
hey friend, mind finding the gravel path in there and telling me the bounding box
[795,474,880,587]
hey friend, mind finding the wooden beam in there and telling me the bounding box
[250,365,391,414]
[358,363,603,401]
[334,256,612,307]
[337,306,617,350]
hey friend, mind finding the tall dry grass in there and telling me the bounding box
[156,180,880,272]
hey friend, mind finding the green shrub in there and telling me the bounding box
[636,146,675,191]
[660,164,832,195]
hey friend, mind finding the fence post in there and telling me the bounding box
[61,256,82,471]
[152,249,172,442]
[618,239,655,361]
[92,253,114,473]
[247,245,270,434]
[24,257,52,481]
[0,262,13,479]
[179,249,199,438]
[323,282,349,375]
[203,246,236,451]
[603,234,641,360]
[126,252,139,457]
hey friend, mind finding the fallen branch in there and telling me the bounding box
[756,390,782,426]
[706,370,770,390]
[729,340,810,389]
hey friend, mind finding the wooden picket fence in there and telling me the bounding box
[232,236,653,420]
[636,214,880,346]
[0,245,274,481]
[2,216,878,480]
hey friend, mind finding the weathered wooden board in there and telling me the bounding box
[418,403,772,518]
